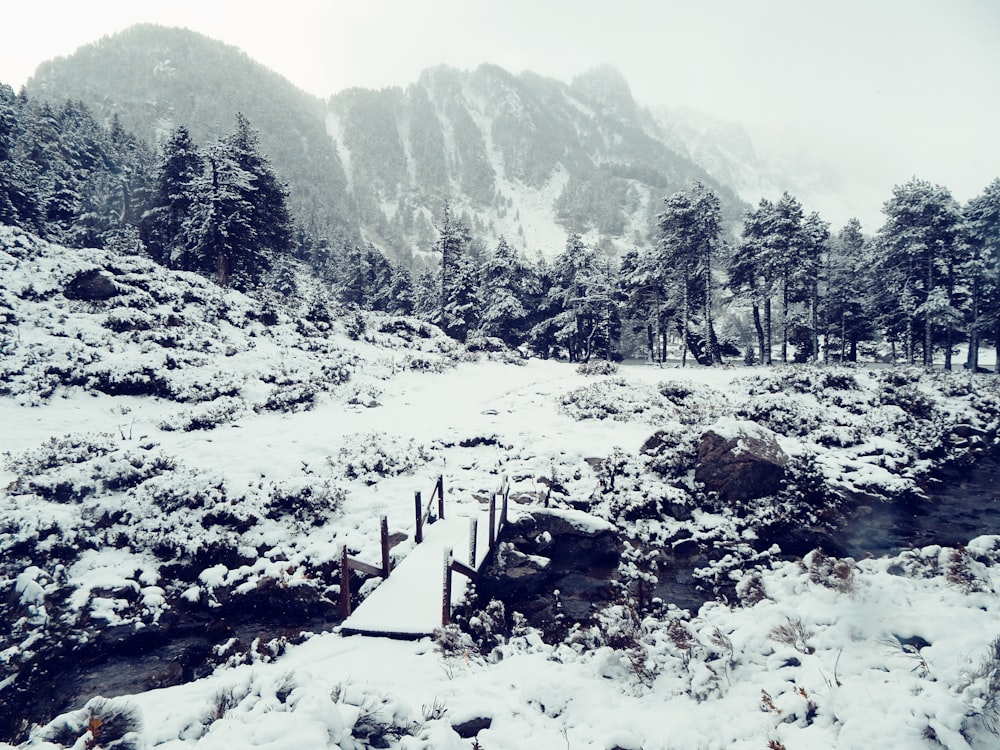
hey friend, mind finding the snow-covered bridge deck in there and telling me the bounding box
[339,491,504,639]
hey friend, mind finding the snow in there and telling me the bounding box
[341,513,487,637]
[5,227,1000,748]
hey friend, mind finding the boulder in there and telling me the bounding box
[476,507,621,633]
[63,269,119,300]
[695,418,789,502]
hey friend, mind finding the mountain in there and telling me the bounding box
[327,63,746,255]
[652,105,876,232]
[25,24,358,245]
[24,25,749,258]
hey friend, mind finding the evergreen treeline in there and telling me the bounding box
[3,81,1000,368]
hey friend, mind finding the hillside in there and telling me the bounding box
[25,24,358,245]
[4,225,1000,747]
[24,26,748,258]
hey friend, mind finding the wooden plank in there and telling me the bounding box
[347,558,385,578]
[450,559,477,580]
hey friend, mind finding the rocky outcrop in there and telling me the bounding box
[695,418,789,502]
[63,269,120,300]
[476,507,620,633]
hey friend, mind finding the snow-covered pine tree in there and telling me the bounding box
[0,84,42,233]
[182,140,260,288]
[386,262,415,316]
[141,125,204,268]
[225,113,294,260]
[537,234,619,362]
[657,181,724,365]
[873,178,964,367]
[477,236,535,346]
[824,218,873,363]
[964,179,1000,371]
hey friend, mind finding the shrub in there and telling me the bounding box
[332,433,430,484]
[804,549,856,594]
[769,617,815,655]
[40,696,143,750]
[576,359,618,376]
[959,634,1000,737]
[734,392,821,437]
[266,480,346,525]
[160,397,246,431]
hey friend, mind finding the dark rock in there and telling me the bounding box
[63,269,119,300]
[476,507,621,634]
[695,419,789,502]
[493,545,552,598]
[452,716,492,738]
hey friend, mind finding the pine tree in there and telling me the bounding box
[141,125,203,266]
[412,265,441,323]
[825,218,872,362]
[435,201,479,339]
[792,212,830,362]
[386,263,415,316]
[441,254,481,342]
[0,84,42,232]
[226,113,293,258]
[964,179,1000,371]
[183,140,260,288]
[536,234,619,362]
[657,181,724,365]
[478,236,535,346]
[874,178,964,366]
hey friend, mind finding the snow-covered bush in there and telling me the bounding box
[734,391,823,437]
[159,396,246,431]
[640,423,698,479]
[331,432,430,484]
[265,479,346,526]
[958,634,1000,737]
[559,377,679,424]
[576,359,618,376]
[36,696,143,750]
[657,379,727,424]
[103,307,155,332]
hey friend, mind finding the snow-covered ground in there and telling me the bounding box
[4,225,1000,748]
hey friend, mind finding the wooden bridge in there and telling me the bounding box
[339,475,509,639]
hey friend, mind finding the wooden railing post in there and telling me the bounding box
[437,475,445,520]
[340,545,351,619]
[469,517,478,566]
[488,494,497,550]
[415,491,423,544]
[442,547,453,626]
[380,515,390,577]
[500,481,509,530]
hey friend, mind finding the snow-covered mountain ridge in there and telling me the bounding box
[4,226,1000,747]
[21,27,761,259]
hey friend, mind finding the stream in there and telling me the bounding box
[842,455,1000,558]
[6,458,1000,742]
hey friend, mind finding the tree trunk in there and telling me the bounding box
[811,284,820,363]
[680,270,689,367]
[967,276,980,371]
[781,278,789,364]
[704,243,719,364]
[924,255,933,368]
[752,302,765,365]
[764,297,773,365]
[840,311,847,363]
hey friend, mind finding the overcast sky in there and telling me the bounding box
[2,0,999,228]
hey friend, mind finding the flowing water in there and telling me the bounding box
[842,455,1000,558]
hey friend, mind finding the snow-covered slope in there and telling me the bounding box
[4,227,1000,748]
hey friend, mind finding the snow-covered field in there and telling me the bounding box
[4,225,1000,749]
